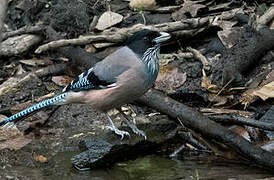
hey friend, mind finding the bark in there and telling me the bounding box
[211,26,274,87]
[138,89,274,169]
[35,17,211,53]
[209,114,274,131]
[0,0,8,42]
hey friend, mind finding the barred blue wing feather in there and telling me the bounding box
[63,67,115,92]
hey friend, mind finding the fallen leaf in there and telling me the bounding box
[155,66,186,93]
[0,135,32,150]
[95,11,123,31]
[229,125,250,142]
[240,70,274,107]
[172,1,208,21]
[33,154,48,163]
[16,64,26,75]
[85,44,97,53]
[208,94,233,107]
[253,81,274,101]
[52,75,72,87]
[217,28,242,48]
[0,115,22,141]
[0,115,32,151]
[201,69,218,93]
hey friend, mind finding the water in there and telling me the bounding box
[3,152,274,180]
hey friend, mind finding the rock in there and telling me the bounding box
[260,106,274,139]
[71,117,180,170]
[172,1,208,21]
[129,0,158,11]
[95,11,123,31]
[0,73,42,97]
[217,28,242,48]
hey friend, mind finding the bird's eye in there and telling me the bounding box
[143,37,148,41]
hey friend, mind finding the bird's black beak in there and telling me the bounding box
[153,32,171,44]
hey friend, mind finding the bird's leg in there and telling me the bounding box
[117,108,147,140]
[105,113,130,140]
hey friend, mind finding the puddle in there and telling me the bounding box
[2,152,274,180]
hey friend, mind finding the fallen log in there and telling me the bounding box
[138,89,274,169]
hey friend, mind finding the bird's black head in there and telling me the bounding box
[125,29,170,57]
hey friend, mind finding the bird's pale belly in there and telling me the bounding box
[83,84,150,112]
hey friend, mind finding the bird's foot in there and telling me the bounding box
[117,107,147,139]
[105,125,130,140]
[126,121,147,140]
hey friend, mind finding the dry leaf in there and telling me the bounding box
[172,1,207,20]
[0,135,32,150]
[229,125,250,142]
[52,75,72,87]
[155,66,186,93]
[95,11,123,31]
[217,28,242,48]
[253,81,274,101]
[240,89,257,108]
[85,44,97,53]
[33,154,48,163]
[0,115,22,140]
[208,94,233,107]
[16,64,26,75]
[201,69,218,93]
[240,70,274,107]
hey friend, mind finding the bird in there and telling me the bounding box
[0,29,171,139]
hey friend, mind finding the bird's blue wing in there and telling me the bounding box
[63,46,139,93]
[63,67,115,92]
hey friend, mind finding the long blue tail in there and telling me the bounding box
[0,92,69,126]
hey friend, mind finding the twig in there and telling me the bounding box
[35,17,212,53]
[186,47,211,71]
[257,6,274,28]
[2,25,45,41]
[35,34,124,54]
[200,107,254,117]
[207,77,233,107]
[141,11,146,25]
[89,16,99,32]
[209,114,274,131]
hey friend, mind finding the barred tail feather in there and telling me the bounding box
[0,92,69,126]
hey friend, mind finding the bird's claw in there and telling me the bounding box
[105,125,130,140]
[131,127,147,140]
[123,119,147,140]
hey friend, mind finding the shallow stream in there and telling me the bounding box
[4,152,274,180]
